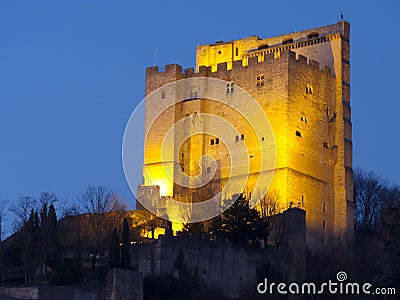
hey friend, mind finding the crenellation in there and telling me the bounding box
[184,68,194,76]
[232,59,244,69]
[147,50,333,82]
[198,65,211,76]
[146,66,159,75]
[216,62,228,71]
[165,63,182,74]
[248,55,259,66]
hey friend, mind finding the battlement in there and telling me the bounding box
[146,50,334,79]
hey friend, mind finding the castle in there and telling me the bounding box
[137,21,353,246]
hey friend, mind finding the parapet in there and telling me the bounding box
[145,50,334,79]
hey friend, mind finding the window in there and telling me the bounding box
[181,153,184,157]
[261,136,265,142]
[296,130,302,137]
[306,85,313,94]
[240,134,244,140]
[161,90,166,99]
[322,220,326,230]
[235,47,239,56]
[181,166,184,172]
[215,138,219,144]
[218,50,222,54]
[207,167,211,173]
[226,82,234,93]
[256,74,265,87]
[235,135,239,142]
[210,139,214,145]
[323,202,326,211]
[323,142,329,148]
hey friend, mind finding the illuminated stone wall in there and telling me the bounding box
[141,21,353,246]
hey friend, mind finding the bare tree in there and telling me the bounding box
[0,200,9,241]
[131,209,164,239]
[9,196,36,286]
[258,191,283,218]
[354,168,389,232]
[38,192,58,209]
[78,185,127,267]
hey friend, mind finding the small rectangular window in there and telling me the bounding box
[240,134,244,140]
[261,136,265,142]
[210,139,214,145]
[296,130,302,137]
[235,47,239,56]
[323,142,329,148]
[323,202,326,211]
[322,220,326,230]
[215,138,219,144]
[256,74,265,87]
[235,135,239,142]
[181,166,184,172]
[218,50,221,54]
[181,153,184,157]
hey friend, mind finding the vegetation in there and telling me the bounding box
[0,168,399,299]
[0,185,132,287]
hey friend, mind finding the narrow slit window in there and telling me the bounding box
[296,130,302,137]
[226,82,234,94]
[210,139,214,145]
[215,138,219,144]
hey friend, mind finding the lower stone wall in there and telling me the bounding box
[105,269,143,300]
[132,208,306,298]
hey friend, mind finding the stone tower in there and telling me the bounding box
[140,21,353,246]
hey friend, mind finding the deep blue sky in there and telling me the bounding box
[1,1,399,233]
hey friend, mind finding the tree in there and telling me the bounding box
[78,185,127,267]
[121,218,130,269]
[209,194,268,245]
[258,191,283,218]
[109,229,120,269]
[0,200,8,242]
[38,192,58,210]
[354,168,389,232]
[9,196,36,286]
[380,199,400,289]
[131,209,164,239]
[47,204,58,264]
